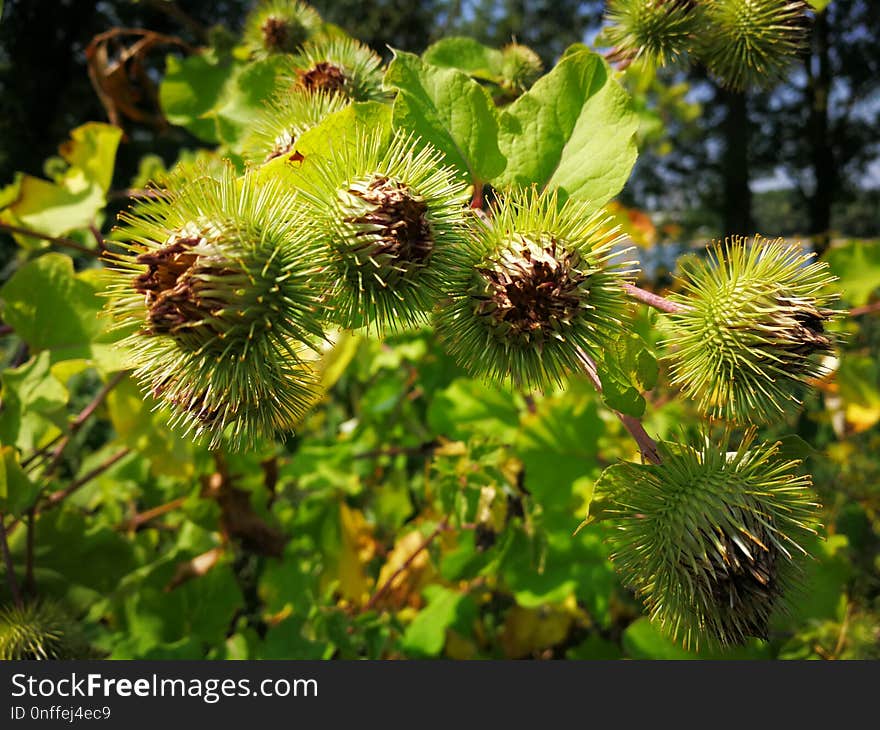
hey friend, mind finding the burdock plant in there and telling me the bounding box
[603,0,699,67]
[0,600,94,660]
[697,0,809,89]
[606,430,820,649]
[282,37,387,101]
[435,188,633,389]
[242,0,323,58]
[666,236,837,423]
[104,166,327,448]
[293,131,470,331]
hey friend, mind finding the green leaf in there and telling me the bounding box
[516,383,603,504]
[402,584,465,656]
[496,46,638,207]
[384,50,506,184]
[0,352,68,452]
[0,253,120,366]
[0,446,40,517]
[160,53,233,143]
[427,378,521,442]
[0,123,121,243]
[597,332,658,417]
[106,376,197,478]
[294,101,392,160]
[160,53,291,147]
[422,37,504,83]
[824,240,880,306]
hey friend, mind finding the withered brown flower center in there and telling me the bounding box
[772,296,834,361]
[344,176,433,277]
[261,16,290,51]
[474,236,589,342]
[296,62,348,95]
[134,234,235,339]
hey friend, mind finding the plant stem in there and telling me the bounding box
[0,221,99,258]
[120,497,187,532]
[622,283,688,314]
[0,513,23,607]
[43,371,127,478]
[577,349,662,465]
[42,448,132,510]
[850,301,880,317]
[364,520,448,612]
[24,508,35,596]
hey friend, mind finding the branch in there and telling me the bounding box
[0,221,99,258]
[120,497,187,532]
[623,283,688,314]
[577,349,662,465]
[0,513,22,607]
[364,520,449,612]
[849,301,880,317]
[43,371,127,477]
[42,448,132,510]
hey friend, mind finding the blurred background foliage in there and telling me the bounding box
[0,0,877,659]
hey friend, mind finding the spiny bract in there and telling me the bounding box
[242,0,323,58]
[435,187,633,389]
[499,42,544,93]
[697,0,809,89]
[603,0,698,67]
[104,165,327,449]
[666,236,837,423]
[280,36,387,102]
[0,600,93,660]
[606,429,820,649]
[292,131,470,331]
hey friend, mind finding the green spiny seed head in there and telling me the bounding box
[435,188,634,389]
[293,131,469,331]
[243,0,323,58]
[697,0,809,90]
[603,0,698,67]
[105,165,327,449]
[241,90,350,165]
[281,36,387,101]
[0,600,94,660]
[606,429,820,650]
[666,236,837,423]
[499,42,543,93]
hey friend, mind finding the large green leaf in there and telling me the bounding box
[422,37,504,82]
[496,46,637,207]
[0,352,68,452]
[0,253,122,370]
[824,240,880,306]
[384,51,506,185]
[160,54,286,147]
[427,378,521,442]
[293,101,392,159]
[516,381,603,504]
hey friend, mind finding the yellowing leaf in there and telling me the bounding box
[333,502,375,605]
[372,528,436,610]
[0,123,121,243]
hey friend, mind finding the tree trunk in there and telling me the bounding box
[806,11,834,255]
[719,86,753,237]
